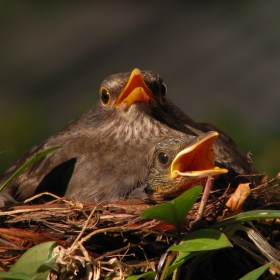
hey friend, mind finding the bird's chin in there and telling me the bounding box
[117,101,151,116]
[170,176,209,198]
[146,176,208,203]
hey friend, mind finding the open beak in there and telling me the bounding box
[171,131,228,179]
[115,68,155,108]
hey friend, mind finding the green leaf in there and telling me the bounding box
[170,229,232,251]
[37,262,58,273]
[166,251,201,277]
[0,271,30,280]
[213,210,280,228]
[141,185,203,232]
[9,241,57,277]
[166,230,232,277]
[126,271,156,280]
[0,146,60,193]
[239,261,273,280]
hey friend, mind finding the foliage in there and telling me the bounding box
[240,262,274,280]
[141,185,202,235]
[137,186,276,279]
[0,241,57,280]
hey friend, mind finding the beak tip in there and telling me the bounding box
[131,68,142,76]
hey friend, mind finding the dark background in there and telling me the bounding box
[0,1,279,178]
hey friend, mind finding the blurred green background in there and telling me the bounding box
[0,1,279,178]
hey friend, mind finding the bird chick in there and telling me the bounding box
[144,131,228,202]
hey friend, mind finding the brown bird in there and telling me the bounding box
[0,68,258,206]
[132,131,228,202]
[0,70,187,206]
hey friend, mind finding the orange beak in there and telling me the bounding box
[171,131,228,179]
[115,68,155,108]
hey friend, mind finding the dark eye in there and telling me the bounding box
[158,152,169,165]
[160,83,167,96]
[100,87,111,105]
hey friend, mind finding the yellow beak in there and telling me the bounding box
[171,131,228,179]
[115,68,155,108]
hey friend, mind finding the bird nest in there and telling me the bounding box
[0,175,280,279]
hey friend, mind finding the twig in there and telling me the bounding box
[190,175,214,231]
[70,205,99,252]
[24,192,76,207]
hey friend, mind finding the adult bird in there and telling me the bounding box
[0,70,192,206]
[0,68,258,206]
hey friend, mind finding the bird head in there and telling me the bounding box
[145,131,228,202]
[98,68,197,136]
[99,68,167,110]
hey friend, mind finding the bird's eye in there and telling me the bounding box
[100,87,111,105]
[158,152,169,165]
[160,83,167,96]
